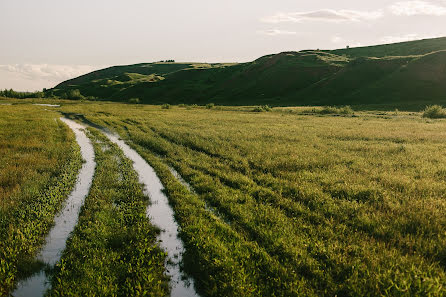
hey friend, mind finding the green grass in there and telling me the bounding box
[423,105,446,119]
[45,37,446,110]
[57,102,446,296]
[0,105,82,295]
[48,127,169,296]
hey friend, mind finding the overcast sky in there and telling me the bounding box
[1,0,446,91]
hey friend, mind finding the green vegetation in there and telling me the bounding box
[48,37,446,109]
[128,97,141,104]
[0,89,44,99]
[422,105,446,118]
[330,36,446,58]
[58,102,446,296]
[48,128,168,296]
[0,105,81,295]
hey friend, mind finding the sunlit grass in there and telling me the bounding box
[59,102,446,296]
[0,104,81,295]
[48,128,168,296]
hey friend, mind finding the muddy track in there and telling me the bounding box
[60,112,199,297]
[12,118,96,297]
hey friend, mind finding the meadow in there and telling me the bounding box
[2,99,446,296]
[48,128,168,296]
[0,104,82,295]
[59,102,446,296]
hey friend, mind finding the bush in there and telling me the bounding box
[320,106,354,115]
[206,103,215,109]
[422,105,446,118]
[252,105,272,112]
[161,104,171,109]
[128,98,140,104]
[66,89,84,100]
[178,104,187,108]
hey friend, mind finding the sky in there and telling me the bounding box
[1,0,446,91]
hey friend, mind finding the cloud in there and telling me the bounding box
[0,64,98,82]
[380,33,420,43]
[389,1,446,16]
[331,36,345,44]
[380,33,443,43]
[258,29,297,36]
[0,64,100,91]
[261,9,383,23]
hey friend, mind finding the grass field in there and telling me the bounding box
[0,104,82,295]
[57,102,446,296]
[48,128,168,296]
[2,99,446,296]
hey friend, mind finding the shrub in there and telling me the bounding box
[422,105,446,119]
[252,105,272,112]
[128,98,140,104]
[178,104,187,108]
[161,104,171,109]
[66,89,84,100]
[320,106,354,115]
[206,103,215,109]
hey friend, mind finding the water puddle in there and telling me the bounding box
[168,166,196,194]
[101,130,199,297]
[168,166,231,226]
[12,118,95,297]
[33,104,60,107]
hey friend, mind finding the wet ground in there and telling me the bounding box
[12,118,95,297]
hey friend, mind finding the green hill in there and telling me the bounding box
[49,37,446,109]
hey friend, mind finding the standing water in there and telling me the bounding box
[12,118,95,297]
[101,130,199,297]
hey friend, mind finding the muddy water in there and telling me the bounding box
[101,130,199,297]
[12,118,95,297]
[32,104,61,107]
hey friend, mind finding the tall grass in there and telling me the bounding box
[422,105,446,118]
[48,128,168,296]
[59,102,446,296]
[0,105,81,295]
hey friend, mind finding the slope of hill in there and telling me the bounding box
[49,37,446,109]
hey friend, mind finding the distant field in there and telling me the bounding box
[0,104,81,295]
[57,102,446,296]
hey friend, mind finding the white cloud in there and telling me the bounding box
[380,33,443,44]
[0,64,100,91]
[258,29,297,36]
[389,1,446,16]
[261,9,383,23]
[380,33,420,43]
[0,64,98,82]
[331,36,345,44]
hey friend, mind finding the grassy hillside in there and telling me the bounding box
[48,37,446,109]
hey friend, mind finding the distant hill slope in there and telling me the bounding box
[49,37,446,109]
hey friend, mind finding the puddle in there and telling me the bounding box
[33,104,60,107]
[12,118,95,297]
[168,166,196,194]
[168,166,231,226]
[101,130,199,297]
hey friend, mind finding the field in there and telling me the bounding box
[0,104,82,295]
[2,99,446,296]
[49,128,168,296]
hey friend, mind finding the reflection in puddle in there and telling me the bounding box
[101,130,199,297]
[32,104,61,107]
[12,118,95,297]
